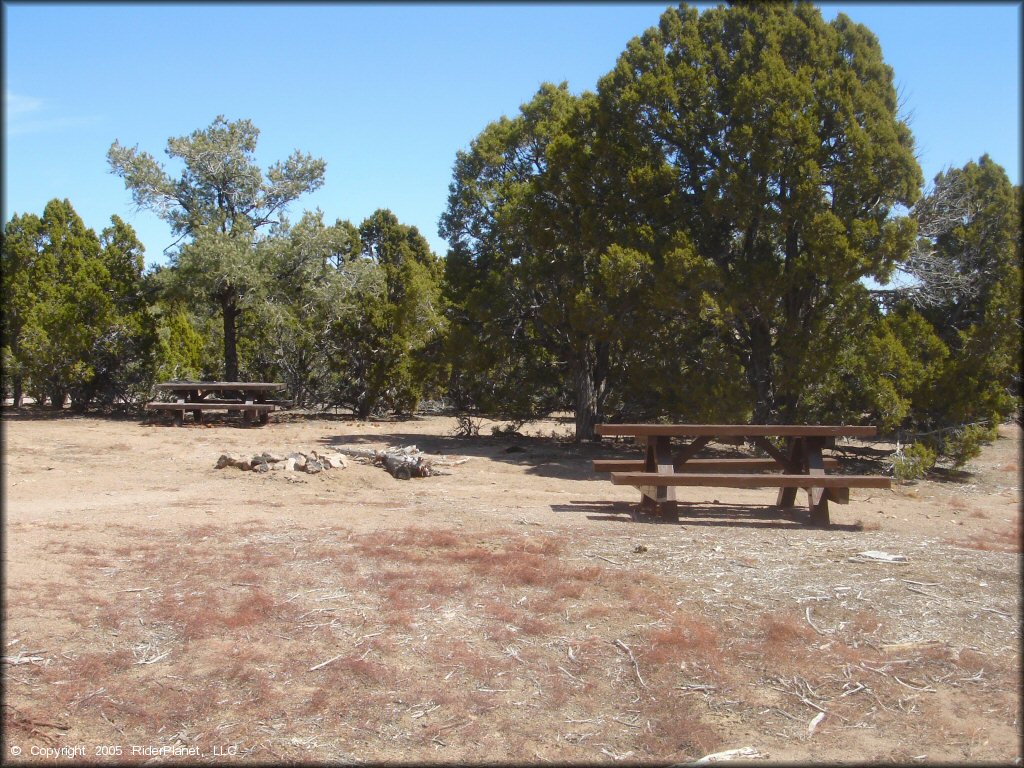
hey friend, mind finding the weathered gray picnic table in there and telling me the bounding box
[593,424,891,526]
[145,381,287,427]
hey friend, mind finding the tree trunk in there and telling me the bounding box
[746,317,776,423]
[573,344,607,443]
[48,387,66,410]
[222,294,239,382]
[12,374,23,408]
[356,397,374,420]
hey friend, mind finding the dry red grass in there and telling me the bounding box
[4,514,1019,763]
[947,520,1022,552]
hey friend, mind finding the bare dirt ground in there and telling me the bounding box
[2,408,1020,764]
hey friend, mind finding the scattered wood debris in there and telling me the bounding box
[848,550,909,564]
[333,445,469,480]
[695,746,767,762]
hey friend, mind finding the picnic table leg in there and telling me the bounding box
[775,438,803,508]
[803,437,830,527]
[254,396,271,425]
[640,436,678,523]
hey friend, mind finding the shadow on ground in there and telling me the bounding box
[318,430,607,481]
[552,501,867,531]
[319,427,897,483]
[1,404,144,422]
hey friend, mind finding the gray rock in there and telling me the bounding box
[304,458,323,474]
[321,453,347,469]
[215,454,236,469]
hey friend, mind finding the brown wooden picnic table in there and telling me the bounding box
[593,424,890,526]
[145,381,287,427]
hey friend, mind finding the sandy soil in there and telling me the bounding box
[2,408,1020,764]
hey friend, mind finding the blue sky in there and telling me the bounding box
[4,2,1021,268]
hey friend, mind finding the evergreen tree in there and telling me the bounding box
[1,200,156,410]
[1,211,43,406]
[894,157,1022,429]
[257,210,367,406]
[442,84,675,440]
[597,2,922,424]
[331,209,444,418]
[108,116,325,380]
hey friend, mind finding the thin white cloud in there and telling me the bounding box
[6,91,43,115]
[5,90,99,137]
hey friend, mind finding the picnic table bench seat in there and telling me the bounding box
[592,457,842,473]
[593,423,889,526]
[144,402,276,412]
[145,400,277,427]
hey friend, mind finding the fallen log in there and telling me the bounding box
[333,445,435,479]
[382,451,431,480]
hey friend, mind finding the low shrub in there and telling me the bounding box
[892,442,937,483]
[942,423,996,469]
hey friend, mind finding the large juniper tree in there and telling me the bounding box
[108,116,325,380]
[442,83,675,440]
[597,2,923,423]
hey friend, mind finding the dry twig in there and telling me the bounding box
[612,639,647,688]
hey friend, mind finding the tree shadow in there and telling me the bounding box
[317,429,604,480]
[926,466,976,484]
[551,500,867,531]
[276,410,432,424]
[316,427,902,483]
[141,412,274,429]
[1,404,144,422]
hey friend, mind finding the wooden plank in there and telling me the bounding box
[596,424,877,438]
[155,381,285,390]
[609,472,891,489]
[750,436,792,468]
[145,403,275,412]
[592,458,841,473]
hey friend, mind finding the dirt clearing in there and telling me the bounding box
[2,410,1019,763]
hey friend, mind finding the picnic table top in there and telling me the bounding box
[594,424,877,438]
[155,381,286,391]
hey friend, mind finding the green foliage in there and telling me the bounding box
[442,84,669,439]
[154,306,216,382]
[891,442,937,483]
[595,2,922,424]
[442,3,926,438]
[1,200,157,409]
[108,116,326,380]
[327,210,445,418]
[241,210,366,405]
[942,424,995,470]
[898,157,1022,430]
